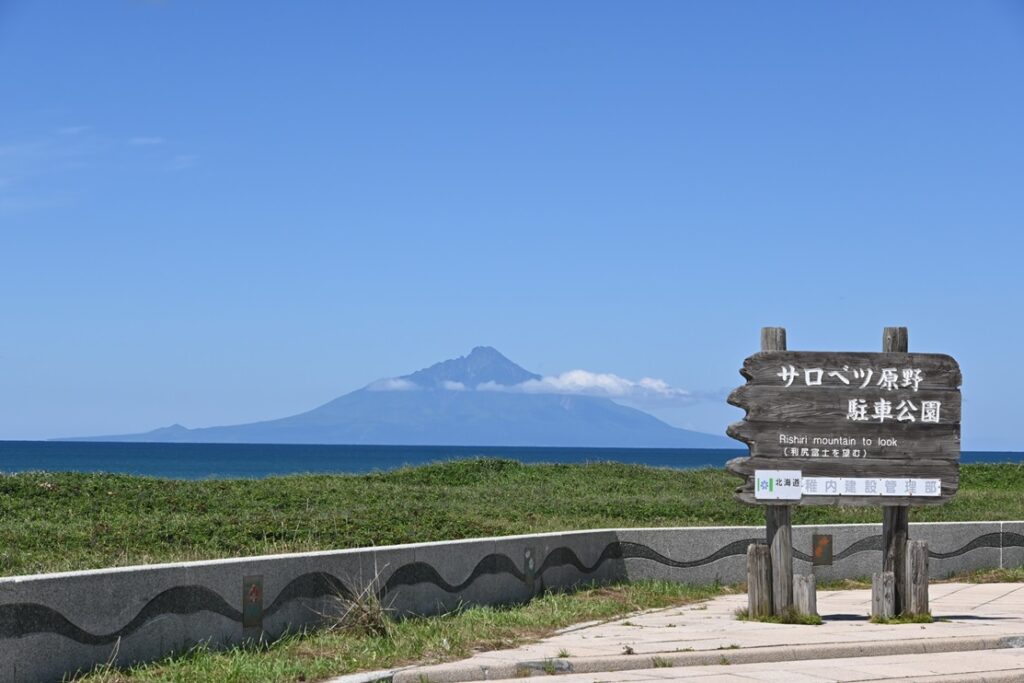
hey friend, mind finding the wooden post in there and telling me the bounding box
[883,506,909,613]
[761,327,793,615]
[882,326,910,614]
[747,543,772,618]
[906,540,930,615]
[794,574,817,617]
[872,571,896,619]
[760,326,787,356]
[766,507,793,615]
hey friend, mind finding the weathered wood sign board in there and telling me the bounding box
[727,351,962,506]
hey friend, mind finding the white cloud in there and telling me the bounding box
[364,366,694,402]
[366,378,419,392]
[130,136,165,146]
[480,370,690,401]
[523,370,690,399]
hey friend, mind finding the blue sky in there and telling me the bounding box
[1,2,1021,449]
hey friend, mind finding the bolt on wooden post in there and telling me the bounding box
[726,326,961,622]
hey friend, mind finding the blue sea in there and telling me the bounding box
[0,441,1020,479]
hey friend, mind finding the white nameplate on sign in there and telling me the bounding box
[754,470,803,500]
[802,477,941,497]
[754,471,941,499]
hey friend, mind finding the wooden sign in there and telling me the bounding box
[727,350,962,506]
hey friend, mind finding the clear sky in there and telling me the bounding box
[2,2,1021,449]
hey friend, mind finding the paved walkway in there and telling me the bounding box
[477,649,1024,682]
[390,583,1024,683]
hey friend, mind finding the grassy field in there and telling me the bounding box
[1,458,1023,577]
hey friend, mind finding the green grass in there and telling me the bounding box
[953,566,1024,583]
[869,612,934,624]
[733,607,823,625]
[817,577,872,590]
[2,459,1024,576]
[70,580,728,683]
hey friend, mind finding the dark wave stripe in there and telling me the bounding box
[536,544,619,576]
[1002,532,1024,548]
[0,573,355,645]
[382,539,764,598]
[928,532,1024,559]
[819,531,1022,563]
[265,572,352,617]
[610,539,764,570]
[0,585,241,645]
[833,535,883,561]
[381,553,526,596]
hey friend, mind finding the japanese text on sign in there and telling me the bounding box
[776,366,923,390]
[776,365,942,424]
[753,470,802,500]
[754,470,941,500]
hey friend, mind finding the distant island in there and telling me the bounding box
[65,346,732,448]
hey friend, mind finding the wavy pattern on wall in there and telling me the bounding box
[265,571,351,616]
[382,553,526,595]
[929,532,1023,559]
[818,531,1024,562]
[834,534,884,561]
[0,585,241,646]
[2,531,1019,645]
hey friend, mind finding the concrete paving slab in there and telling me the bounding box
[843,663,938,678]
[791,667,879,682]
[735,672,834,682]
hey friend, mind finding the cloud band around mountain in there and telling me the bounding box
[366,378,419,391]
[480,370,690,400]
[369,369,691,401]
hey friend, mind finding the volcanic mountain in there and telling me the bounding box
[72,347,731,448]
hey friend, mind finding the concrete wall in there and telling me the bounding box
[2,521,1022,682]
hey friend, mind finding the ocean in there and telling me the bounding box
[0,441,1020,479]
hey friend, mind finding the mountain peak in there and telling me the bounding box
[402,346,541,389]
[66,346,732,448]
